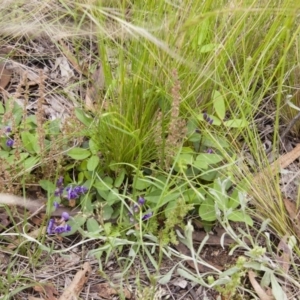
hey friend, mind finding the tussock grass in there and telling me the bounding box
[1,0,300,298]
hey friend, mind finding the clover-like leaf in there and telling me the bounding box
[67,147,91,160]
[213,90,225,120]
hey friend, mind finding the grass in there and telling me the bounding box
[1,0,300,298]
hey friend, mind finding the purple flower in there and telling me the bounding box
[74,186,88,195]
[142,212,153,221]
[54,187,63,197]
[47,219,55,234]
[206,148,213,154]
[66,186,87,200]
[56,177,63,187]
[208,118,213,125]
[5,126,11,133]
[55,224,71,234]
[203,112,208,121]
[6,139,14,147]
[53,202,59,210]
[67,187,79,200]
[64,224,71,232]
[54,226,65,234]
[61,212,70,221]
[138,197,145,205]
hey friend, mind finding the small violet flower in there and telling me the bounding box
[66,186,88,201]
[6,139,14,147]
[138,197,145,205]
[47,218,55,235]
[66,187,79,200]
[203,112,213,125]
[54,224,71,234]
[47,212,71,235]
[61,212,70,221]
[5,126,11,133]
[129,197,152,223]
[142,212,153,221]
[206,148,213,154]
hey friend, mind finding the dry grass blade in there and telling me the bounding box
[276,235,291,274]
[248,270,274,300]
[283,198,300,239]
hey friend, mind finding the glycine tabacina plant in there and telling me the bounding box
[46,177,88,235]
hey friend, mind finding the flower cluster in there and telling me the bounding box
[47,177,88,235]
[129,197,152,224]
[3,126,14,147]
[54,176,88,201]
[47,211,71,235]
[203,112,214,125]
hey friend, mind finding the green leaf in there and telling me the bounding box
[192,159,208,170]
[103,205,114,220]
[87,155,100,171]
[201,134,229,148]
[270,273,287,300]
[114,169,126,188]
[75,108,93,127]
[94,176,113,191]
[200,43,219,53]
[0,150,9,159]
[12,102,23,126]
[178,153,194,165]
[133,175,152,190]
[67,148,91,160]
[89,139,99,155]
[158,265,177,284]
[228,211,253,226]
[224,119,248,128]
[196,153,223,165]
[47,119,61,135]
[213,90,225,120]
[65,215,87,235]
[188,132,201,142]
[86,218,101,233]
[39,180,55,193]
[21,132,40,154]
[106,188,120,205]
[23,156,39,171]
[164,200,177,218]
[199,197,217,221]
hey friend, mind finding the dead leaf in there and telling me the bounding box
[90,282,132,299]
[254,144,300,184]
[34,283,58,300]
[0,62,12,89]
[283,198,300,239]
[53,57,74,84]
[171,278,188,289]
[59,262,91,300]
[85,64,105,111]
[276,235,291,274]
[248,270,274,300]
